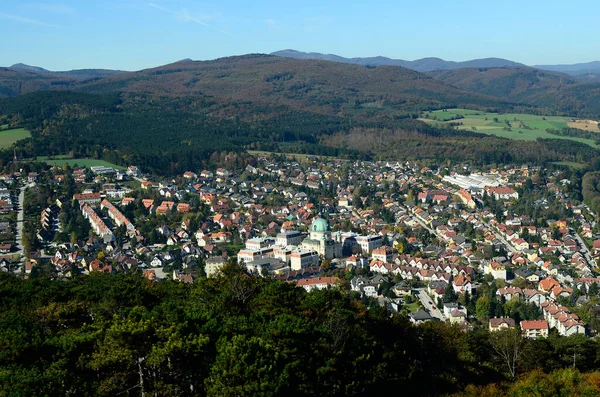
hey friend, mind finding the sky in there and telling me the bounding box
[0,0,599,71]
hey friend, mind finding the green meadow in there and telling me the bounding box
[0,128,31,148]
[420,109,600,148]
[36,156,125,170]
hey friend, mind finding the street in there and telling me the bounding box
[399,204,441,238]
[574,232,596,269]
[415,289,445,321]
[479,217,517,254]
[14,185,25,263]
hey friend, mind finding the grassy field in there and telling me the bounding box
[551,161,588,169]
[0,128,30,148]
[36,156,125,170]
[419,109,600,148]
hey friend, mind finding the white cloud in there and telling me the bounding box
[148,2,232,35]
[25,2,76,15]
[0,11,60,28]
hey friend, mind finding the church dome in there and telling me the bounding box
[311,217,330,232]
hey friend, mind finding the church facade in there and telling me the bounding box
[300,217,342,260]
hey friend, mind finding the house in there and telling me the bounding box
[127,166,141,177]
[371,246,394,263]
[456,189,476,209]
[200,170,213,179]
[150,256,163,268]
[538,277,560,293]
[409,309,434,325]
[205,257,226,278]
[488,261,507,280]
[485,186,519,200]
[520,320,549,339]
[489,317,516,332]
[290,249,319,270]
[73,192,101,206]
[294,276,339,292]
[449,308,467,324]
[452,274,472,295]
[143,269,156,280]
[523,288,547,306]
[216,168,230,177]
[496,287,523,301]
[183,171,197,180]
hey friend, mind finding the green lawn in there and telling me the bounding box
[551,161,588,169]
[0,128,30,148]
[36,157,125,170]
[405,301,421,313]
[420,109,600,148]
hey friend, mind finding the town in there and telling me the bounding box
[5,153,600,338]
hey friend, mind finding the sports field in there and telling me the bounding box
[37,156,125,170]
[419,109,600,148]
[0,128,31,148]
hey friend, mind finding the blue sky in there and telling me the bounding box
[0,0,598,71]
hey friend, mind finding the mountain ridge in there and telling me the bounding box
[7,63,128,80]
[271,49,525,72]
[271,49,600,81]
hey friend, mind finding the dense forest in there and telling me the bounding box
[1,266,600,396]
[1,88,599,175]
[427,67,600,118]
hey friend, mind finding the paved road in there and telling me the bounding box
[14,185,25,263]
[574,232,596,269]
[399,205,440,238]
[479,217,517,254]
[415,289,445,321]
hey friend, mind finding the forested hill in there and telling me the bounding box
[427,67,600,117]
[74,54,511,114]
[0,68,77,98]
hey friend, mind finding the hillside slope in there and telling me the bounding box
[427,67,600,117]
[76,54,512,115]
[0,68,77,98]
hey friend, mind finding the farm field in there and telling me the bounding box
[0,128,30,148]
[36,156,125,170]
[568,119,600,131]
[419,109,600,148]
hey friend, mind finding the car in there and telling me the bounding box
[431,305,436,310]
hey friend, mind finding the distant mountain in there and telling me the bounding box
[427,67,577,102]
[75,54,511,113]
[427,66,600,116]
[0,67,76,98]
[10,63,50,74]
[534,61,600,74]
[7,63,126,81]
[271,49,525,72]
[534,62,600,82]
